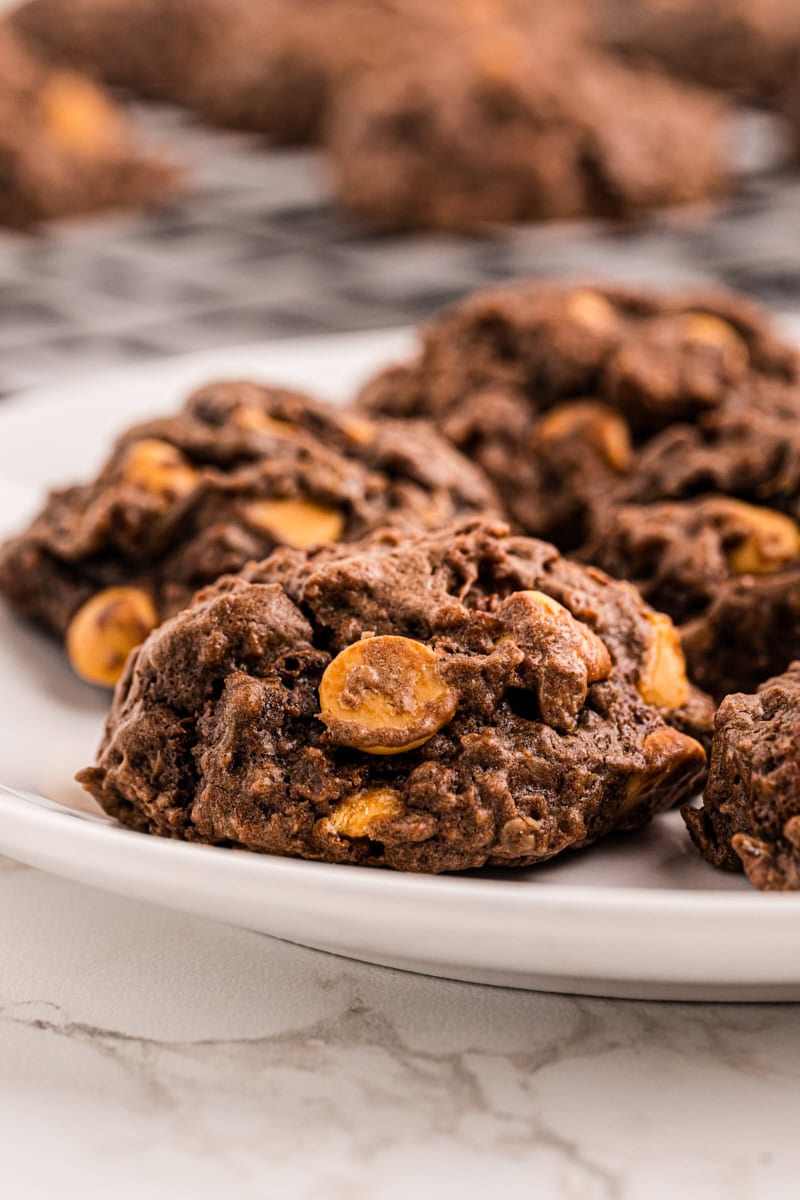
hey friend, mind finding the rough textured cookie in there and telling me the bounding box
[683,664,800,890]
[10,0,234,104]
[77,521,710,873]
[0,25,176,229]
[583,495,800,700]
[583,375,800,698]
[327,28,727,231]
[11,0,332,140]
[597,0,800,99]
[359,281,798,543]
[10,0,568,144]
[0,381,498,687]
[615,378,800,509]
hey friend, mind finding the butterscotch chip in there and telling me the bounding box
[565,289,617,332]
[637,611,690,710]
[120,438,198,500]
[537,401,632,472]
[232,407,296,438]
[341,415,377,446]
[328,787,404,838]
[40,71,120,152]
[620,727,705,819]
[244,498,345,549]
[66,586,156,687]
[681,312,749,369]
[725,500,800,576]
[319,634,458,754]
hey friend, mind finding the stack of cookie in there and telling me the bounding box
[5,0,730,230]
[5,278,800,890]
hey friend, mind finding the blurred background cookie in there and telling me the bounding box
[0,24,177,228]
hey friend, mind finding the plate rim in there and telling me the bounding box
[1,784,797,919]
[1,329,798,998]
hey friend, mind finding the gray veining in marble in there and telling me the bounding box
[1,859,800,1200]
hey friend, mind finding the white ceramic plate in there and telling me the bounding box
[2,329,800,1002]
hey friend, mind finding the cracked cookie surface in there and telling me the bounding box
[0,381,498,686]
[684,663,800,890]
[583,379,800,698]
[359,281,797,545]
[78,521,711,873]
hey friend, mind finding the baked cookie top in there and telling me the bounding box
[11,0,576,143]
[327,29,727,232]
[684,663,800,890]
[580,370,800,699]
[598,0,800,98]
[0,381,498,686]
[582,494,800,700]
[0,24,176,229]
[78,521,710,873]
[359,281,798,541]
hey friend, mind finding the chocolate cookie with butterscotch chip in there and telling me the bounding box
[327,24,727,232]
[0,25,176,229]
[10,0,553,144]
[0,382,498,688]
[582,375,800,698]
[77,522,710,873]
[583,495,800,701]
[597,0,800,100]
[683,664,800,890]
[359,281,797,545]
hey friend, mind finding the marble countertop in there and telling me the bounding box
[2,850,799,1200]
[3,92,800,1200]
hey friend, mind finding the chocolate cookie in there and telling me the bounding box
[683,664,800,890]
[582,374,800,697]
[359,281,797,543]
[598,0,800,99]
[0,25,176,229]
[583,495,800,699]
[327,28,727,231]
[77,521,710,873]
[0,381,498,687]
[11,0,326,140]
[10,0,541,144]
[9,0,234,105]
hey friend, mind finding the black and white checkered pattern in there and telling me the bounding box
[2,104,800,397]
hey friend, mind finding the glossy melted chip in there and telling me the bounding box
[637,611,690,711]
[327,787,404,837]
[119,438,198,500]
[66,586,157,687]
[725,501,800,576]
[244,498,345,549]
[319,634,458,754]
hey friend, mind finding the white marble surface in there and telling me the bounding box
[1,851,798,1200]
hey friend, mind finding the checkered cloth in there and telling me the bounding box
[1,103,799,398]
